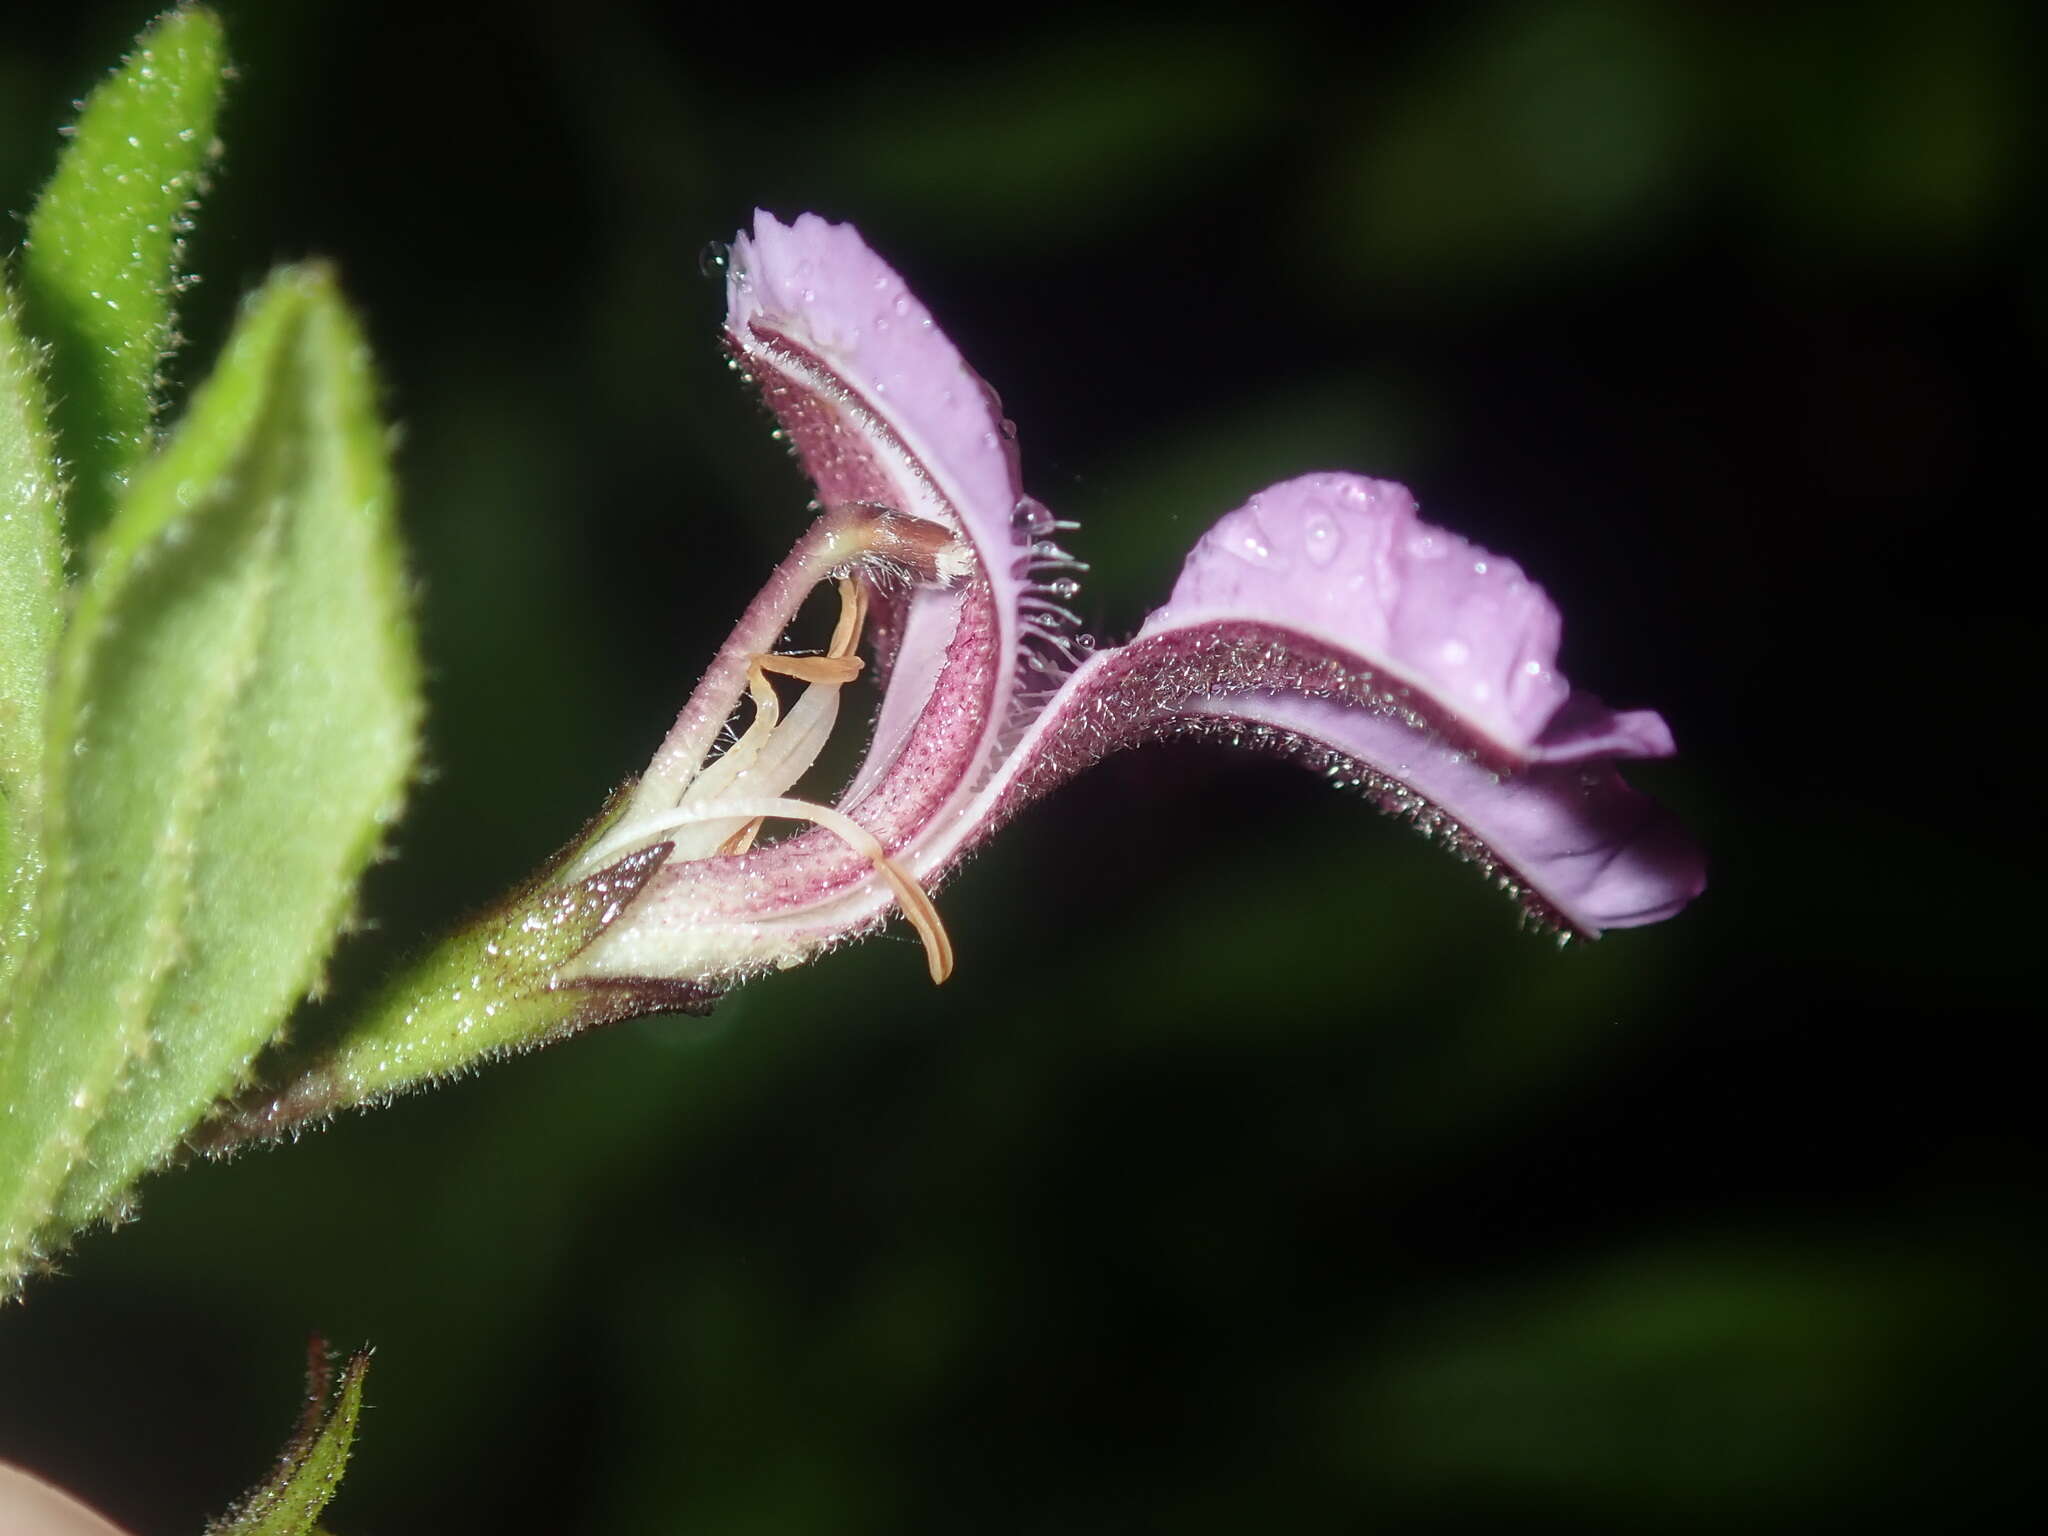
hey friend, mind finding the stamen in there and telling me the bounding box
[759,654,863,686]
[848,507,971,585]
[582,571,955,982]
[827,576,868,658]
[597,795,955,984]
[670,577,869,819]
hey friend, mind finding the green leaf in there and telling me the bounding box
[0,292,66,1002]
[0,266,420,1286]
[17,3,226,551]
[206,1342,371,1536]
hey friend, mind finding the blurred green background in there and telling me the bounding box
[2,1,2040,1530]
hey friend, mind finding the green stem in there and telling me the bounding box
[205,831,712,1147]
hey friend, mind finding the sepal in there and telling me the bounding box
[212,804,712,1145]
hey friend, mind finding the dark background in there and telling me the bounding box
[2,1,2040,1530]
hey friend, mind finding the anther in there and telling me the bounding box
[840,503,971,585]
[581,573,957,983]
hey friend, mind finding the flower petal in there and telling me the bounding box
[1144,473,1575,760]
[723,212,1034,800]
[1171,693,1703,930]
[577,216,1058,984]
[724,212,1024,573]
[958,473,1704,934]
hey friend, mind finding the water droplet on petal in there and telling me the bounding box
[1304,511,1341,567]
[697,241,730,279]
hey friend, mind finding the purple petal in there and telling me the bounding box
[725,211,1025,576]
[723,212,1036,814]
[581,217,1053,981]
[1173,693,1703,930]
[956,473,1703,935]
[1144,474,1578,760]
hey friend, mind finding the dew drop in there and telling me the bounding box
[1010,497,1057,540]
[696,241,730,279]
[1303,510,1341,567]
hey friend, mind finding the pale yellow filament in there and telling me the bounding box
[586,575,954,983]
[593,794,954,985]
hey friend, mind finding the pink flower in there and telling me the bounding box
[557,213,1702,993]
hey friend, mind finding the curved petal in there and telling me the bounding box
[951,473,1704,935]
[724,212,1033,804]
[1145,473,1576,760]
[1173,693,1703,930]
[580,216,1054,982]
[724,212,1023,570]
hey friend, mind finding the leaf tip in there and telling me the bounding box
[203,1338,371,1536]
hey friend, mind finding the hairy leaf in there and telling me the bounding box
[0,294,64,1001]
[17,2,225,550]
[0,267,419,1285]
